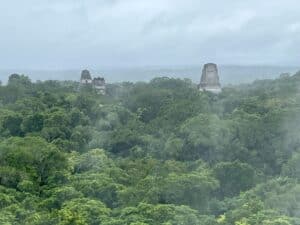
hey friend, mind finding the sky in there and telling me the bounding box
[0,0,300,69]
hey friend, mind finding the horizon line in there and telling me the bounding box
[0,63,299,71]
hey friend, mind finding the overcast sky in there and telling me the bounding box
[0,0,300,69]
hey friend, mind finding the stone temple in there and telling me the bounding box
[198,63,221,93]
[80,69,106,94]
[80,69,93,84]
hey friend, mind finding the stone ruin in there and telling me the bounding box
[80,69,93,84]
[80,69,106,94]
[198,63,222,93]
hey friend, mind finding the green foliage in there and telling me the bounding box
[214,161,256,197]
[0,73,299,224]
[0,137,67,189]
[58,198,111,225]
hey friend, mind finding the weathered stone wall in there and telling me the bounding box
[199,63,221,93]
[80,70,93,84]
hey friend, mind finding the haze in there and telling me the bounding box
[1,0,300,70]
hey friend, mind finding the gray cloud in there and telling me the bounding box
[0,0,299,69]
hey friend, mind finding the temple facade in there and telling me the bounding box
[80,70,93,84]
[80,70,106,94]
[198,63,222,93]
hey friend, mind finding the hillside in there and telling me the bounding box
[0,73,300,224]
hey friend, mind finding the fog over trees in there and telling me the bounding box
[1,1,300,224]
[0,72,300,224]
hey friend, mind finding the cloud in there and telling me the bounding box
[0,0,299,69]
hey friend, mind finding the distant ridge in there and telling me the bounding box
[0,65,298,85]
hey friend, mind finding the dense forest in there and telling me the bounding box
[0,72,300,225]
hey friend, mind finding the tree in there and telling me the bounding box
[58,198,111,225]
[2,113,23,136]
[0,137,67,190]
[180,114,234,162]
[214,161,256,198]
[22,113,44,133]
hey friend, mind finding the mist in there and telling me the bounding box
[1,1,300,224]
[0,65,299,85]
